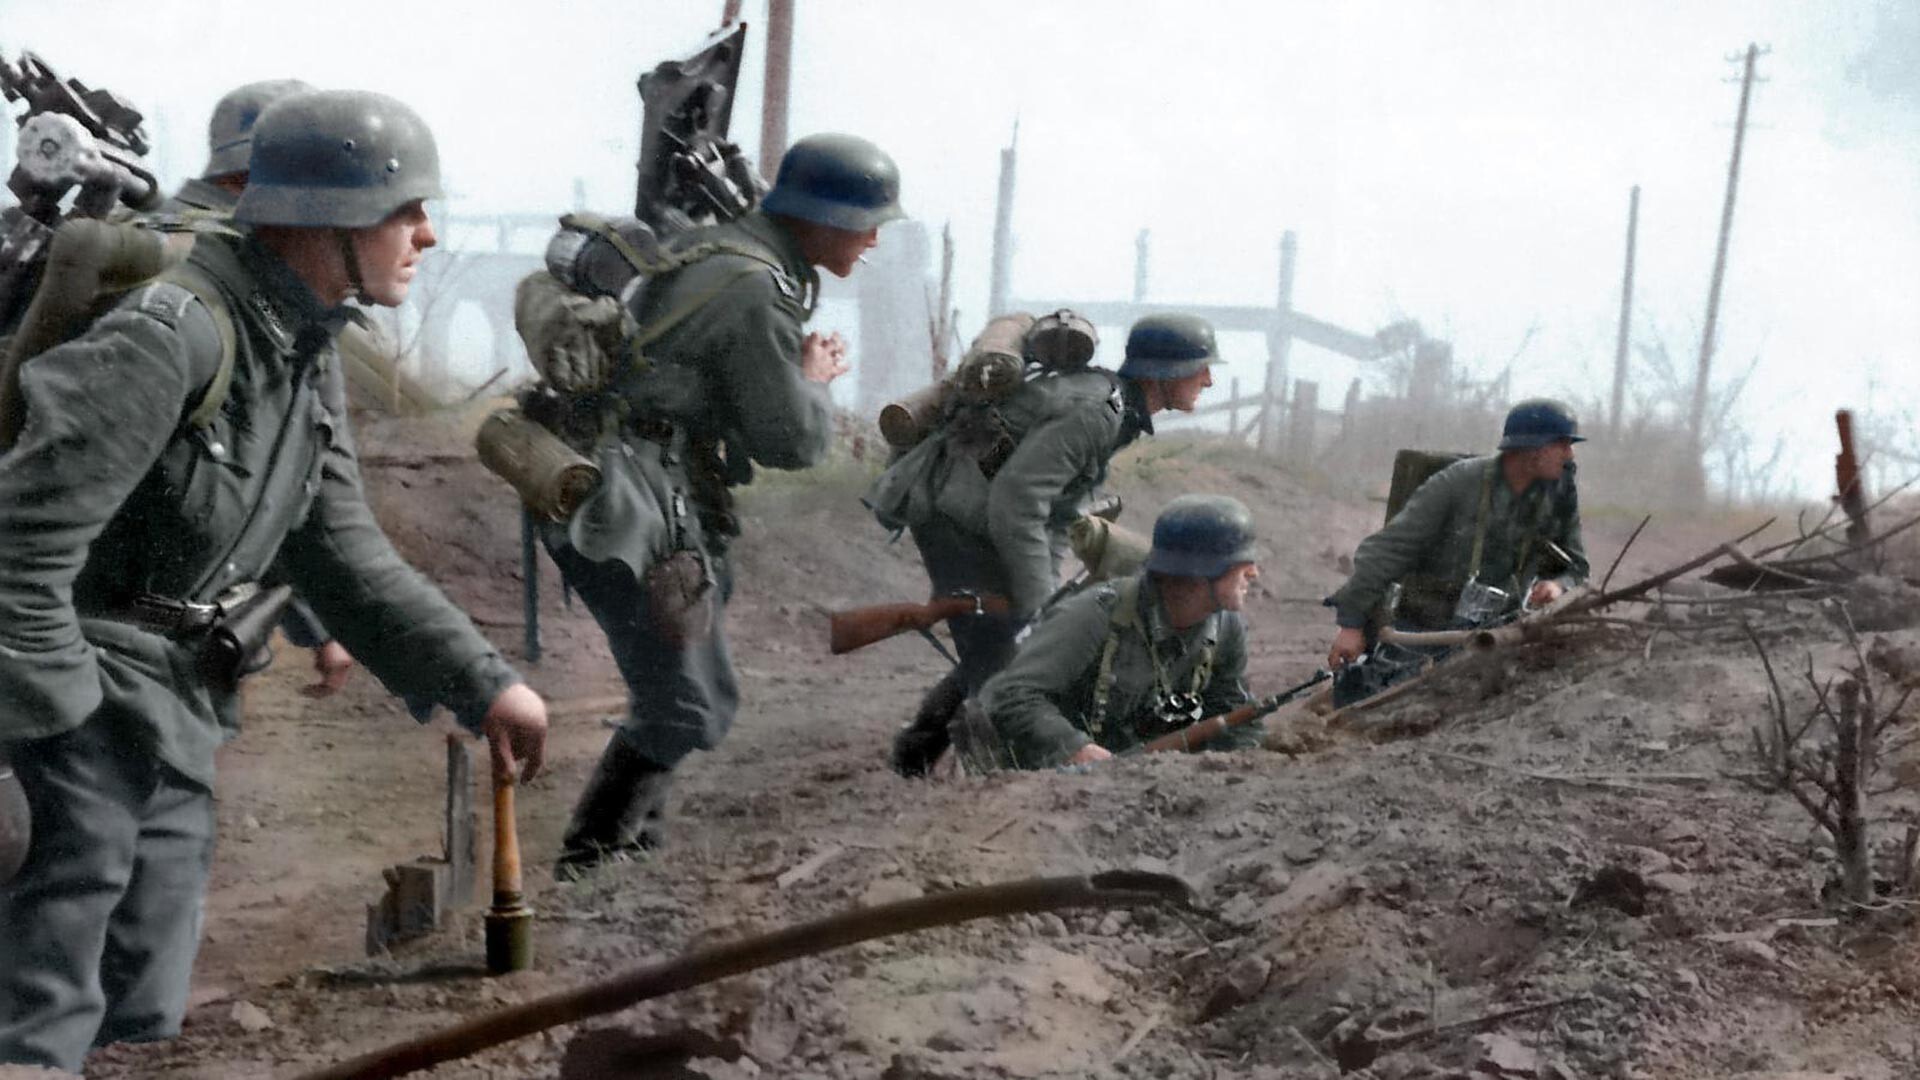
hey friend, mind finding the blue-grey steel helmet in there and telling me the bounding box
[1498,398,1587,450]
[1117,314,1220,381]
[1144,494,1259,579]
[202,78,315,179]
[232,89,443,228]
[760,133,904,232]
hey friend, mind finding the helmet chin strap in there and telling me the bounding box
[334,228,373,305]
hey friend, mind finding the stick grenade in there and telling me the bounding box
[484,769,533,974]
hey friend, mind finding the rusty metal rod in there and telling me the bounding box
[294,870,1192,1080]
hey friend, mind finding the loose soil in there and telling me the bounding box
[67,409,1920,1080]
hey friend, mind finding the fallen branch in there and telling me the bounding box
[1429,751,1665,794]
[295,870,1193,1080]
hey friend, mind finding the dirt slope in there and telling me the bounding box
[80,414,1920,1080]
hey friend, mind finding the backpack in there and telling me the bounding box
[0,216,237,452]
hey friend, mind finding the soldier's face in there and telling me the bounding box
[1210,562,1260,611]
[1532,439,1575,481]
[814,224,880,278]
[350,200,437,307]
[1161,366,1214,412]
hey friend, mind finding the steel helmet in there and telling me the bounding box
[1117,314,1219,381]
[1498,398,1586,450]
[202,79,315,179]
[232,89,442,228]
[1144,494,1259,579]
[761,133,904,232]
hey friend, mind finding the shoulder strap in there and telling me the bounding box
[1465,457,1497,583]
[158,265,238,429]
[1088,577,1144,736]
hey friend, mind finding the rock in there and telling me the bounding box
[1644,872,1696,895]
[1122,943,1155,969]
[860,879,925,907]
[1654,820,1702,845]
[1472,1032,1540,1077]
[1199,953,1272,1020]
[1672,968,1702,993]
[1255,864,1294,895]
[1034,913,1068,938]
[1726,939,1779,967]
[1618,846,1672,874]
[242,815,262,831]
[923,1029,968,1052]
[1282,836,1326,865]
[229,1000,274,1033]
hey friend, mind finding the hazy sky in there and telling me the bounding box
[5,0,1916,495]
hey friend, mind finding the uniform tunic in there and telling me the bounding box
[0,230,518,1070]
[1326,455,1589,631]
[538,209,832,766]
[981,571,1256,770]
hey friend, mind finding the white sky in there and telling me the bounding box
[4,0,1916,496]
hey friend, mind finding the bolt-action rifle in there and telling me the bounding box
[1127,669,1332,756]
[829,591,1011,656]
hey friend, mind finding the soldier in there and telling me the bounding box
[165,77,359,698]
[1323,398,1590,697]
[884,313,1222,776]
[965,495,1263,770]
[520,133,895,879]
[0,89,548,1071]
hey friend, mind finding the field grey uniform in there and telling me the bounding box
[1325,454,1588,632]
[0,228,520,1071]
[975,570,1257,769]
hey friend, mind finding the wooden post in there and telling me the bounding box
[758,0,795,184]
[1688,44,1762,484]
[988,123,1018,316]
[1228,376,1240,435]
[1133,228,1150,303]
[1286,379,1318,467]
[1610,185,1639,439]
[521,506,540,663]
[1341,378,1361,443]
[1259,232,1298,456]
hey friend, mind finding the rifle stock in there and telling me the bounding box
[829,594,1011,655]
[1135,669,1331,756]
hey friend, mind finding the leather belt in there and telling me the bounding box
[105,583,264,640]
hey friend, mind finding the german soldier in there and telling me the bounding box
[1323,398,1590,700]
[0,89,548,1071]
[521,133,896,878]
[965,494,1263,770]
[161,77,359,697]
[883,313,1222,776]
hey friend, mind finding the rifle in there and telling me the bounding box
[1129,669,1332,756]
[829,591,1011,655]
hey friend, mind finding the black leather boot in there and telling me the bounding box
[889,669,967,778]
[554,736,674,881]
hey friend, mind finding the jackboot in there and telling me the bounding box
[554,735,675,881]
[889,669,967,778]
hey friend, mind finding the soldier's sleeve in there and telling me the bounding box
[987,407,1117,616]
[697,263,833,470]
[0,302,218,743]
[982,590,1111,769]
[276,361,521,734]
[1325,461,1472,628]
[1551,476,1590,588]
[278,599,331,650]
[1202,616,1261,752]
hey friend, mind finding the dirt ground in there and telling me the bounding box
[69,409,1920,1079]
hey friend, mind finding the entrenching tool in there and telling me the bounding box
[483,772,533,975]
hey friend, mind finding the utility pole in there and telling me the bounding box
[987,121,1018,317]
[1609,185,1639,439]
[759,0,794,184]
[1258,231,1298,456]
[719,0,742,25]
[1687,43,1764,484]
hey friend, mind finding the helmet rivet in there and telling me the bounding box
[341,137,357,151]
[386,158,401,173]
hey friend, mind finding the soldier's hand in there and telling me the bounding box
[801,330,851,384]
[300,640,356,699]
[1065,742,1112,766]
[1528,579,1565,608]
[1328,627,1367,668]
[483,683,549,785]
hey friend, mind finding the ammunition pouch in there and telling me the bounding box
[644,548,715,649]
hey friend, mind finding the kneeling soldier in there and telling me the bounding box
[965,495,1262,770]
